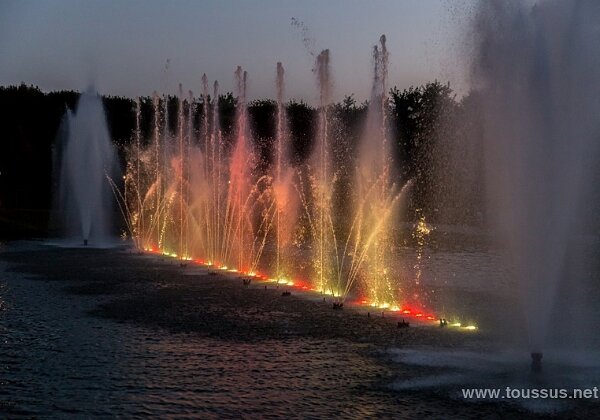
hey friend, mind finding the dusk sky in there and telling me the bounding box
[0,0,474,104]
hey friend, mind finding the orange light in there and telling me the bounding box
[135,250,453,324]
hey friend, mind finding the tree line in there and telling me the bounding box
[0,82,485,235]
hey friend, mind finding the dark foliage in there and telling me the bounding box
[0,83,484,236]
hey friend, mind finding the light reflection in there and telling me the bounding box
[139,246,478,332]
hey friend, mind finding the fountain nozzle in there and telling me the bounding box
[531,352,543,373]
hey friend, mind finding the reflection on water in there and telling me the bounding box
[0,260,394,417]
[2,238,599,417]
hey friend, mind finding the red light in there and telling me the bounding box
[140,250,447,321]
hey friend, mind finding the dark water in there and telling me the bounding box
[0,250,401,418]
[3,241,598,418]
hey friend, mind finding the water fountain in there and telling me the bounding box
[350,35,410,308]
[288,38,415,311]
[117,68,275,273]
[472,0,600,369]
[272,62,299,282]
[112,35,441,322]
[224,66,259,272]
[56,87,118,246]
[301,49,338,297]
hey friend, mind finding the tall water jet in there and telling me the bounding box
[188,77,225,265]
[151,91,162,249]
[355,35,394,305]
[217,67,273,273]
[116,95,156,251]
[208,79,223,264]
[197,74,212,260]
[185,89,194,258]
[348,35,408,307]
[273,62,298,281]
[56,88,118,245]
[176,83,191,260]
[301,46,405,304]
[134,97,142,249]
[472,1,600,356]
[306,49,339,296]
[224,67,253,270]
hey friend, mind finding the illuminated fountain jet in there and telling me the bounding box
[57,87,118,246]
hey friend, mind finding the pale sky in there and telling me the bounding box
[0,0,475,104]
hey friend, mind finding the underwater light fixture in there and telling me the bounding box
[397,319,409,329]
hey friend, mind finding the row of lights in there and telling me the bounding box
[143,246,477,331]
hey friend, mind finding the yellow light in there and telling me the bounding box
[450,322,462,327]
[416,218,432,235]
[464,325,477,331]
